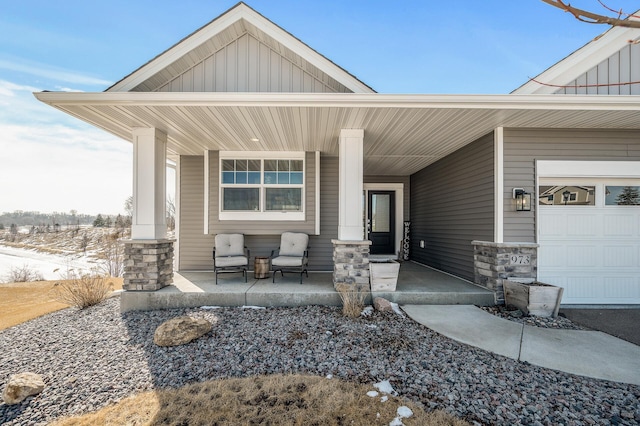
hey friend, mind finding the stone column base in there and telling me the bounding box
[123,239,175,291]
[332,240,371,293]
[472,240,538,304]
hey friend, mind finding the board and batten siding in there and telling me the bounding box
[410,133,495,281]
[178,153,338,271]
[503,128,640,243]
[155,33,348,93]
[555,42,640,95]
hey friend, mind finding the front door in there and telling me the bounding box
[367,191,395,255]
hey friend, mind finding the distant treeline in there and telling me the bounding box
[0,210,103,228]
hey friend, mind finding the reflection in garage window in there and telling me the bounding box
[605,186,640,206]
[538,185,596,206]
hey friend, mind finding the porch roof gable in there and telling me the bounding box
[513,14,640,94]
[107,2,375,94]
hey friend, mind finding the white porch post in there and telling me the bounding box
[123,128,174,292]
[333,129,370,292]
[338,129,364,241]
[131,128,167,240]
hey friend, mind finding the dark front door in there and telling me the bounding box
[367,191,395,255]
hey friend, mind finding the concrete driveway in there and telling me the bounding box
[560,308,640,346]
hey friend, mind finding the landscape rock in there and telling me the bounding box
[153,316,212,347]
[2,372,45,405]
[373,297,393,312]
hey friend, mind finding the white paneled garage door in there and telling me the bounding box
[538,168,640,304]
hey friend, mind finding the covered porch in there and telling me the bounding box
[120,261,494,312]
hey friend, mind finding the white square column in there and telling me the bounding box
[338,129,364,241]
[131,128,167,240]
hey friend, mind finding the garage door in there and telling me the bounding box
[538,178,640,304]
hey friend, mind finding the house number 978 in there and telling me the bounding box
[510,255,531,265]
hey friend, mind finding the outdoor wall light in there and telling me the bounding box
[513,188,531,212]
[562,189,571,205]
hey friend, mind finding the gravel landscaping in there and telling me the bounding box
[1,297,639,425]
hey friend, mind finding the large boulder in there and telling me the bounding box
[2,372,45,405]
[154,316,212,347]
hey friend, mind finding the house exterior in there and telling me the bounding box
[35,3,640,304]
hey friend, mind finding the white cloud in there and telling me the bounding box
[0,79,133,215]
[0,59,112,87]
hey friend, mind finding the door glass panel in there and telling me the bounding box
[605,186,640,205]
[371,194,390,232]
[538,185,596,206]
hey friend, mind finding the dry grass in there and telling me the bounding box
[0,279,123,330]
[53,274,115,309]
[338,289,368,318]
[51,374,470,426]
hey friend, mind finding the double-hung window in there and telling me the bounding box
[219,153,305,221]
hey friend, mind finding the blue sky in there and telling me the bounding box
[0,0,638,215]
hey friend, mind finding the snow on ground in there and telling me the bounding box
[0,245,98,281]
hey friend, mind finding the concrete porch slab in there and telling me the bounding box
[120,261,495,312]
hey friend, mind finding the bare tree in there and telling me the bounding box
[167,195,176,231]
[541,0,640,28]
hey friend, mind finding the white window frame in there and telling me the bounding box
[219,151,305,221]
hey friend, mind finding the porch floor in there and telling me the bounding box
[120,261,495,312]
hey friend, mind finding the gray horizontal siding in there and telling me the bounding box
[503,128,640,243]
[179,153,337,271]
[156,33,346,93]
[410,133,494,281]
[556,43,640,95]
[178,156,215,270]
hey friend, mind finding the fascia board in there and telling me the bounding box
[34,91,640,111]
[514,25,640,94]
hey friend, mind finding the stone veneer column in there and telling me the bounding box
[472,240,538,304]
[123,239,175,291]
[332,240,371,292]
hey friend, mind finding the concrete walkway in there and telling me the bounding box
[402,305,640,386]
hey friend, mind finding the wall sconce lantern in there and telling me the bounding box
[562,190,571,205]
[513,188,531,212]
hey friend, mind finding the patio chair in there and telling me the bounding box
[213,233,249,284]
[270,232,309,284]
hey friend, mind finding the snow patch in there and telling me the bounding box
[373,380,397,396]
[366,390,379,398]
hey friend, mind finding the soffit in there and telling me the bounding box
[35,92,640,176]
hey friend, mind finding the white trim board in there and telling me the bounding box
[537,161,640,178]
[364,183,404,257]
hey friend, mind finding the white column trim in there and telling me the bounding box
[131,128,167,240]
[338,129,364,240]
[494,127,504,243]
[174,156,181,271]
[204,150,210,234]
[315,151,321,236]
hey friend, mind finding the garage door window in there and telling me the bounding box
[538,185,596,206]
[605,186,640,206]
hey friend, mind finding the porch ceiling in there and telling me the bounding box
[34,92,640,175]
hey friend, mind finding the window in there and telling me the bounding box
[538,185,596,206]
[605,186,640,206]
[219,154,305,220]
